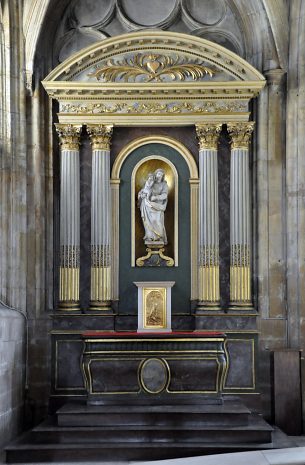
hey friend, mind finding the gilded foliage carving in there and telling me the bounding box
[227,122,255,149]
[60,101,248,115]
[87,124,113,150]
[196,124,222,150]
[55,124,82,150]
[88,53,216,82]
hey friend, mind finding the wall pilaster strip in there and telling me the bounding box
[55,123,82,310]
[227,122,254,308]
[196,123,222,309]
[87,124,113,309]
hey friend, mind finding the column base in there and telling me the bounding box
[58,301,81,312]
[89,300,113,312]
[229,301,255,312]
[196,301,222,313]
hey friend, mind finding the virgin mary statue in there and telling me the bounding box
[138,169,168,246]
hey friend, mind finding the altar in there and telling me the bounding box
[38,29,269,460]
[81,331,227,404]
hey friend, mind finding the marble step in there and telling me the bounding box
[31,414,273,444]
[6,436,277,464]
[57,401,251,427]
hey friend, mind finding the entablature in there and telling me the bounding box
[42,31,265,126]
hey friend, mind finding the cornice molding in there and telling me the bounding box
[43,31,265,83]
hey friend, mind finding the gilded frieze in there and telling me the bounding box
[60,101,248,115]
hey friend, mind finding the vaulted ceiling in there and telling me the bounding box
[22,0,288,88]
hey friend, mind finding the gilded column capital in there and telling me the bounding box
[87,124,113,151]
[196,123,222,150]
[55,124,82,150]
[227,122,255,150]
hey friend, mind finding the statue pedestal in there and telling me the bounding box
[134,281,175,332]
[136,245,174,267]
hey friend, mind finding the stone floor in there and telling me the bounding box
[1,436,305,465]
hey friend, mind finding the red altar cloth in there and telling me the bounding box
[82,330,224,337]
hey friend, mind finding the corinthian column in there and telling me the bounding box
[227,122,255,309]
[55,124,82,310]
[87,125,113,310]
[196,123,222,310]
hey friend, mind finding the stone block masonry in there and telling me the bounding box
[0,305,25,449]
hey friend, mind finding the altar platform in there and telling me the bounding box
[6,331,275,463]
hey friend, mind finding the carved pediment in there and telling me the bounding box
[44,31,264,83]
[42,31,265,126]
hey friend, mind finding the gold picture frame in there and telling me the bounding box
[143,287,167,330]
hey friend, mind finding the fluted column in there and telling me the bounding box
[55,124,82,310]
[196,123,222,310]
[227,122,255,309]
[87,125,113,310]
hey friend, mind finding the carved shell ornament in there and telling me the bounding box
[88,53,216,82]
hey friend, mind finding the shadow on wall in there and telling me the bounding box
[0,301,26,448]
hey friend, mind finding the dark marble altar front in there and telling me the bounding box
[81,331,227,404]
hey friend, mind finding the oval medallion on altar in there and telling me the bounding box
[139,358,169,394]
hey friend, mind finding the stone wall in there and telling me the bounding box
[0,304,25,448]
[1,0,304,434]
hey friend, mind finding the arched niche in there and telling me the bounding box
[111,135,199,303]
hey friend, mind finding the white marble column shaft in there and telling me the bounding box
[227,122,254,308]
[87,125,113,310]
[55,124,82,310]
[196,124,222,309]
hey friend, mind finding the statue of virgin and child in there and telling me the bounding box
[138,168,168,246]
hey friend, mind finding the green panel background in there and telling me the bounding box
[119,143,191,314]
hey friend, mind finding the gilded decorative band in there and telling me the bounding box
[60,245,80,268]
[91,245,111,267]
[198,265,220,303]
[199,245,219,267]
[230,265,251,303]
[59,267,79,302]
[230,244,250,267]
[90,266,112,303]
